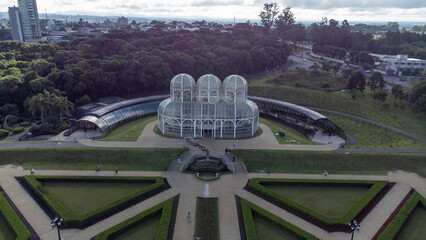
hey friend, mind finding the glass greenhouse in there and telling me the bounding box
[158,74,259,138]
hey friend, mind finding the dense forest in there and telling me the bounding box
[0,26,290,122]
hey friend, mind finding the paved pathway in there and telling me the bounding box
[1,163,425,240]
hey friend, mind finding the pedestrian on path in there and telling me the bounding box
[30,168,34,175]
[187,211,192,223]
[115,169,118,176]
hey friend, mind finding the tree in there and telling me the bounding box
[331,63,342,75]
[412,94,426,121]
[259,3,279,35]
[346,71,366,98]
[391,84,403,103]
[321,62,331,72]
[29,91,50,124]
[275,6,295,40]
[368,72,385,92]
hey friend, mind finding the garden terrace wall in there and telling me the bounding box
[21,175,170,228]
[0,187,31,240]
[238,197,317,240]
[245,178,391,232]
[375,191,425,240]
[95,196,178,240]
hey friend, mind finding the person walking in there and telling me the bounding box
[115,169,118,176]
[187,211,192,223]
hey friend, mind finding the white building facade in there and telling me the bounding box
[372,54,426,75]
[158,74,259,139]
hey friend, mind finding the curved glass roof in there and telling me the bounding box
[170,73,196,91]
[223,75,248,93]
[248,96,326,120]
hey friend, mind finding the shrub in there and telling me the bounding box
[240,198,316,240]
[19,121,31,126]
[29,123,53,135]
[247,178,388,230]
[0,192,31,240]
[12,127,25,133]
[24,175,167,228]
[377,192,425,240]
[0,128,9,137]
[95,197,175,240]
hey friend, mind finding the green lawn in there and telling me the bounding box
[248,74,426,139]
[195,197,219,240]
[0,147,186,171]
[233,150,426,175]
[262,184,370,218]
[99,116,157,142]
[110,213,161,240]
[323,112,426,149]
[259,118,319,145]
[253,213,300,240]
[396,206,426,240]
[42,181,152,215]
[0,213,16,240]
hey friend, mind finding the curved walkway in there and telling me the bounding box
[0,163,425,240]
[308,106,426,143]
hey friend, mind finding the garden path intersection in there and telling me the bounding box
[0,163,425,240]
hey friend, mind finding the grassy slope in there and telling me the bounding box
[110,213,161,240]
[0,147,186,171]
[259,118,319,145]
[322,112,426,149]
[396,206,426,240]
[233,150,426,175]
[99,116,156,142]
[253,213,300,240]
[248,74,426,139]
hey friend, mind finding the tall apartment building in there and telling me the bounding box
[8,6,24,41]
[8,0,41,42]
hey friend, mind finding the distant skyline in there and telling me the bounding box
[2,0,426,23]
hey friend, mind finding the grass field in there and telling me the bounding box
[0,213,16,240]
[253,213,300,240]
[99,116,156,142]
[262,184,370,218]
[110,213,161,240]
[42,181,152,215]
[233,150,426,175]
[248,74,426,139]
[259,118,319,145]
[195,197,219,240]
[0,147,186,171]
[396,206,426,240]
[322,112,426,149]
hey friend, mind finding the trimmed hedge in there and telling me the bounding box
[0,128,9,137]
[12,127,25,133]
[247,178,388,231]
[240,198,317,240]
[95,197,175,240]
[24,175,167,228]
[0,191,31,240]
[377,191,426,240]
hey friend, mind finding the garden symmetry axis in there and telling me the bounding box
[158,74,259,138]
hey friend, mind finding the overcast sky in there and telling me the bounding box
[2,0,426,23]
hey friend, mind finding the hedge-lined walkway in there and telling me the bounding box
[0,164,424,240]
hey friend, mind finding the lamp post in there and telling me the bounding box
[348,219,361,240]
[51,216,63,240]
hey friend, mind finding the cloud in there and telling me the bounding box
[254,0,426,10]
[191,0,246,7]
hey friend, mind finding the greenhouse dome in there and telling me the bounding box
[158,74,259,138]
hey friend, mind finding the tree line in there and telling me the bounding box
[0,27,290,126]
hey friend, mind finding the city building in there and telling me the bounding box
[17,0,41,40]
[158,74,259,139]
[372,54,426,76]
[8,0,41,42]
[8,6,23,41]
